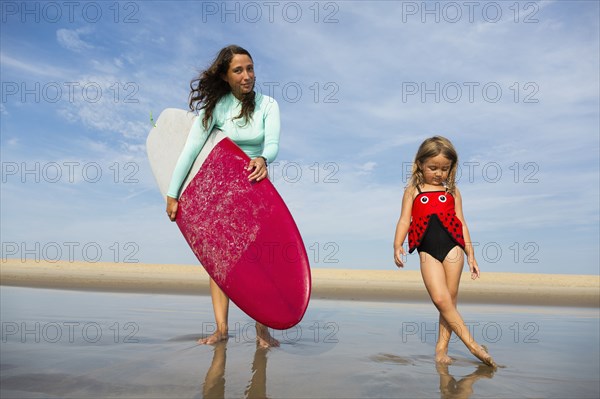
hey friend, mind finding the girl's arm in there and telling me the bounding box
[393,186,416,268]
[454,187,480,279]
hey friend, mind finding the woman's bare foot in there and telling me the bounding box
[256,324,280,348]
[435,346,453,364]
[470,344,496,368]
[198,331,228,345]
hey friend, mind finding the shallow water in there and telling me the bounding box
[1,286,598,398]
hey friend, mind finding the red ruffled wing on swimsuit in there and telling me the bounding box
[408,191,466,253]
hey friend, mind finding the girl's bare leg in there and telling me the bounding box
[437,313,454,364]
[198,278,230,344]
[420,250,496,367]
[433,247,463,364]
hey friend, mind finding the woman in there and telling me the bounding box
[166,45,281,348]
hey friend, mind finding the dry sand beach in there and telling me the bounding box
[1,260,599,398]
[1,259,598,307]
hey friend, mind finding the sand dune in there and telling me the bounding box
[1,260,598,307]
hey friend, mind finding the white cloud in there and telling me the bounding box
[56,28,94,53]
[356,162,377,175]
[0,52,70,79]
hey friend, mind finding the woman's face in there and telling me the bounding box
[223,54,255,99]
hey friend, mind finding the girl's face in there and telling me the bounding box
[419,154,452,187]
[223,54,255,100]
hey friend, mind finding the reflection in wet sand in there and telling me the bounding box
[370,353,496,399]
[245,346,269,399]
[436,363,495,399]
[201,342,269,399]
[202,342,227,398]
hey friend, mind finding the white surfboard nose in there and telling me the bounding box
[146,109,225,199]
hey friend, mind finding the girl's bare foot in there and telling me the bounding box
[435,346,453,364]
[256,324,280,348]
[198,331,228,345]
[470,344,496,368]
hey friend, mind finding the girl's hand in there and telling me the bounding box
[247,157,268,182]
[468,255,480,279]
[394,246,406,268]
[166,196,178,221]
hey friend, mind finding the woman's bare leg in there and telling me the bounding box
[198,278,230,344]
[256,323,280,348]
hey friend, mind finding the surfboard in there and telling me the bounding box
[146,108,311,330]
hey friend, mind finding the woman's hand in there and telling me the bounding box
[166,196,178,221]
[247,157,268,182]
[394,245,406,268]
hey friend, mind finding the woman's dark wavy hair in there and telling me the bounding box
[188,45,256,130]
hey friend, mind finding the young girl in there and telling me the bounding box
[393,136,496,367]
[166,45,280,348]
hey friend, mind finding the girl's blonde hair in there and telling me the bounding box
[409,136,459,193]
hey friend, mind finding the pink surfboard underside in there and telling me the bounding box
[176,138,311,330]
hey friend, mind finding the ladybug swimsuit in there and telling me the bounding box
[408,188,466,263]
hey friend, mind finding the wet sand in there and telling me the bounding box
[1,286,599,398]
[1,260,598,307]
[1,260,599,397]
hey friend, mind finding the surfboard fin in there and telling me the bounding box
[150,111,157,127]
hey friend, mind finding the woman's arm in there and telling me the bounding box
[166,115,215,199]
[165,113,215,221]
[260,98,280,163]
[248,97,280,182]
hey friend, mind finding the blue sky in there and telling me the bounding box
[1,1,598,275]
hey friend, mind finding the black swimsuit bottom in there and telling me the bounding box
[417,214,460,263]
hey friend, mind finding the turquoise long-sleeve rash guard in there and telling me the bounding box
[167,92,280,199]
